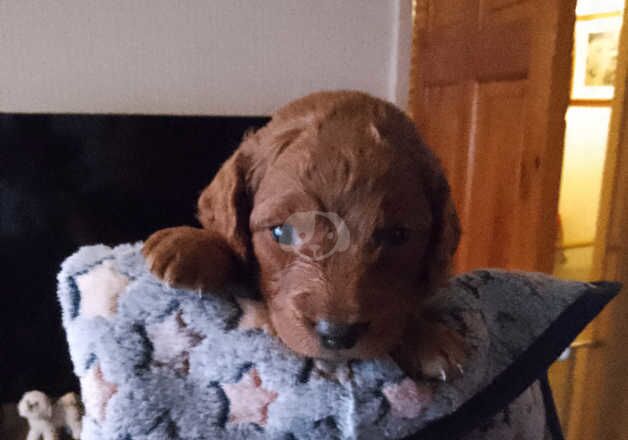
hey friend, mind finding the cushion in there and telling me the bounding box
[57,243,620,439]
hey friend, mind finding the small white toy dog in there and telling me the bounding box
[18,390,82,440]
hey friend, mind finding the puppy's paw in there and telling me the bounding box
[394,321,466,382]
[235,298,275,335]
[143,226,237,292]
[415,323,466,381]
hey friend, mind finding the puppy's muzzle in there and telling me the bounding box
[315,320,369,350]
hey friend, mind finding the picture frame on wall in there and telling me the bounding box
[572,15,623,101]
[575,0,624,17]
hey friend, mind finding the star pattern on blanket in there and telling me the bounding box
[61,245,581,438]
[81,363,118,422]
[147,311,204,375]
[223,368,278,426]
[382,378,433,419]
[76,260,129,318]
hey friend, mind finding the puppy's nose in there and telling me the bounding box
[315,320,369,350]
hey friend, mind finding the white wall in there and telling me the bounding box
[0,0,412,115]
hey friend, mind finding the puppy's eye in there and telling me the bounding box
[271,224,297,245]
[374,227,410,247]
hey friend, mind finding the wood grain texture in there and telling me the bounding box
[411,0,576,273]
[462,81,527,269]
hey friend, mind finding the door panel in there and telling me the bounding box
[480,0,532,26]
[423,84,472,209]
[411,0,575,273]
[463,81,527,269]
[430,0,476,29]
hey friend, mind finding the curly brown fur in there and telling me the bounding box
[144,91,464,380]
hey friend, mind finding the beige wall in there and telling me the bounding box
[0,0,412,115]
[551,104,610,282]
[558,106,611,245]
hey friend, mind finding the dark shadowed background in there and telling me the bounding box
[0,114,269,403]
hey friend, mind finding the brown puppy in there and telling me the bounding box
[143,91,465,380]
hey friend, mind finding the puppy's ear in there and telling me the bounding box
[422,170,461,294]
[196,123,305,269]
[197,144,254,267]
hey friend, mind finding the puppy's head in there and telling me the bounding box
[198,91,459,359]
[18,390,53,420]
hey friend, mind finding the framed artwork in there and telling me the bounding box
[575,0,624,16]
[572,16,623,100]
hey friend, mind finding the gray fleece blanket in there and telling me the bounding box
[57,243,607,439]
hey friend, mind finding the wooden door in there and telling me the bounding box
[410,0,576,273]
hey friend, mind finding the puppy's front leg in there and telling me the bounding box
[393,314,466,382]
[26,424,58,440]
[42,424,59,440]
[143,226,239,293]
[25,427,40,440]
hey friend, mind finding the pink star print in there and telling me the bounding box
[147,311,204,375]
[382,378,433,419]
[222,368,278,426]
[81,363,118,421]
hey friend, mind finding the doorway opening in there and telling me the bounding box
[554,0,625,282]
[550,0,625,436]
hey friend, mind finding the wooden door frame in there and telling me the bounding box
[568,6,628,438]
[522,0,577,272]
